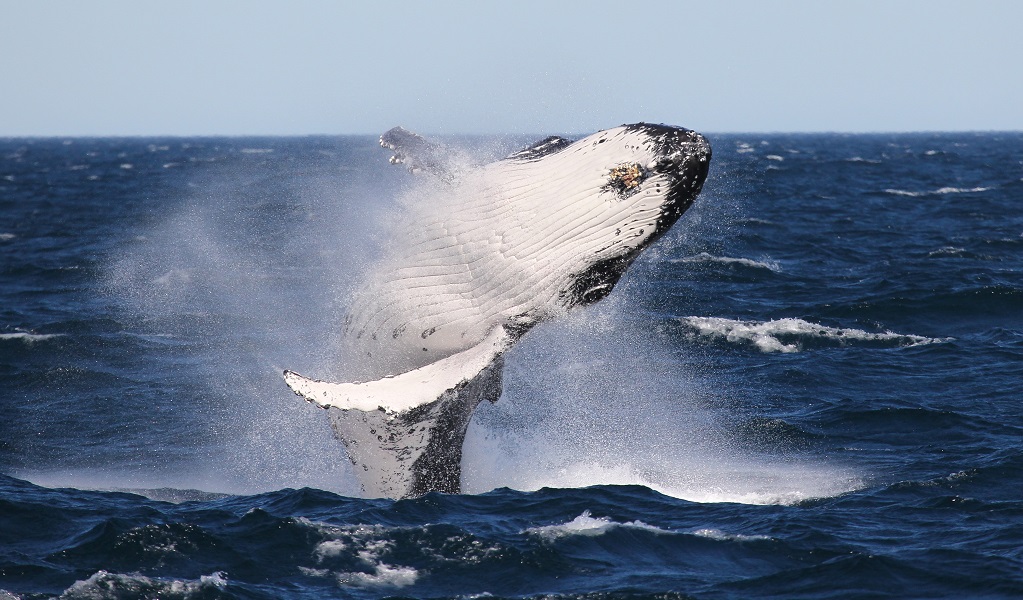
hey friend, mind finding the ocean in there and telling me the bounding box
[1,131,1021,599]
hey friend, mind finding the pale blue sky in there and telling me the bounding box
[1,0,1019,136]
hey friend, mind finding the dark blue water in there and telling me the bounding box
[1,132,1021,599]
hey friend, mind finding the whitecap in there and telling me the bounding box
[690,528,771,542]
[885,186,991,197]
[883,188,923,197]
[0,331,63,343]
[678,316,948,353]
[59,570,227,599]
[525,510,666,541]
[119,163,133,170]
[671,252,780,272]
[934,186,991,194]
[0,233,15,241]
[338,564,419,588]
[294,520,419,589]
[240,148,274,154]
[765,155,784,161]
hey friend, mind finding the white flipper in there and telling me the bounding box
[284,325,512,414]
[283,326,514,498]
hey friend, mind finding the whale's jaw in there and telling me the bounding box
[285,123,712,498]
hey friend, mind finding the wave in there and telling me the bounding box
[0,331,63,343]
[671,252,780,272]
[883,186,992,197]
[58,570,228,600]
[295,518,459,589]
[525,512,777,546]
[678,316,948,353]
[690,528,772,542]
[525,510,667,541]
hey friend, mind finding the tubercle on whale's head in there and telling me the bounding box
[624,122,712,196]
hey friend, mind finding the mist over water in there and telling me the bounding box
[100,149,397,494]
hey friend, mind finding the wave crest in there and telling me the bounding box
[671,252,780,272]
[679,317,949,353]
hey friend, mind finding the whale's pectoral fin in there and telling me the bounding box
[379,126,466,182]
[505,135,574,162]
[284,326,513,498]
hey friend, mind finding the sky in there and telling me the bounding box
[1,0,1020,136]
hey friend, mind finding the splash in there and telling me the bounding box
[462,300,863,505]
[100,146,399,495]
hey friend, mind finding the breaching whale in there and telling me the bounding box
[284,123,711,498]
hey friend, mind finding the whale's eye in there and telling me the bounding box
[603,162,646,199]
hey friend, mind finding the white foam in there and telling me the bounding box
[690,528,771,542]
[672,252,780,272]
[934,186,991,194]
[0,233,16,241]
[59,570,227,600]
[885,186,991,197]
[339,564,418,588]
[679,316,948,353]
[240,148,274,154]
[295,520,419,589]
[120,163,133,170]
[526,510,666,541]
[0,331,63,343]
[765,155,784,161]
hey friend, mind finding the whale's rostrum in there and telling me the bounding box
[284,123,711,498]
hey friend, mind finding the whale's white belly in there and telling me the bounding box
[342,139,673,378]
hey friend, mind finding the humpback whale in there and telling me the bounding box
[285,123,711,498]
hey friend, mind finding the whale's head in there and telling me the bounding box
[501,123,712,306]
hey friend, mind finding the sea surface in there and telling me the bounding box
[1,131,1021,599]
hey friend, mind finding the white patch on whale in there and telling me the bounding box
[285,123,711,498]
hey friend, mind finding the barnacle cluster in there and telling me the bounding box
[603,162,646,199]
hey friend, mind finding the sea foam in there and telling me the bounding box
[679,316,948,353]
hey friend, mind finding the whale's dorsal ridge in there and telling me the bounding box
[379,126,464,182]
